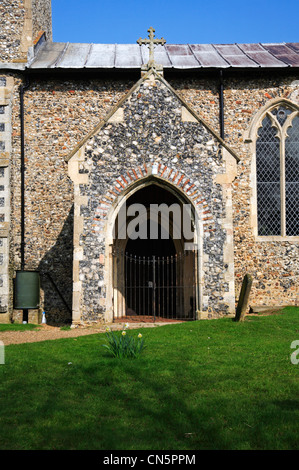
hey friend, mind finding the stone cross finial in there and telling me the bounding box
[137,27,166,73]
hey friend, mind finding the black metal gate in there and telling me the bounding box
[112,249,197,321]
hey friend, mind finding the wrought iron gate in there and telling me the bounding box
[112,249,197,321]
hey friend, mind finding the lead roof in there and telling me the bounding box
[26,41,299,70]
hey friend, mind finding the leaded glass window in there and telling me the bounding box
[256,104,299,236]
[285,115,299,235]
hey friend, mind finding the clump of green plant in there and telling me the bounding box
[60,325,71,331]
[102,323,146,359]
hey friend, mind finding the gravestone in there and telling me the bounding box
[234,274,253,322]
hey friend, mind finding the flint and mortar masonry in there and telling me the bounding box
[68,74,236,323]
[4,70,299,323]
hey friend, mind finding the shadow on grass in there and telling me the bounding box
[1,312,299,450]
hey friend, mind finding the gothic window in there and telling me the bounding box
[256,104,299,236]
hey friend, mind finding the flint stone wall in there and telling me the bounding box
[72,76,233,323]
[5,71,299,323]
[0,0,26,62]
[172,75,299,307]
[0,0,52,63]
[10,76,133,323]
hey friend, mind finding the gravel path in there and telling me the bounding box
[0,325,106,345]
[0,321,180,346]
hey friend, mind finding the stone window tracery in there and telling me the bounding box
[256,104,299,237]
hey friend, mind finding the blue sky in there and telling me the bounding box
[52,0,299,45]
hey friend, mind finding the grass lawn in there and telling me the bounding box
[0,323,39,332]
[0,307,298,450]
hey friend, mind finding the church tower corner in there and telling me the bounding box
[0,0,52,64]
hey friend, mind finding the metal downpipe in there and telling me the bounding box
[20,75,30,271]
[219,70,225,140]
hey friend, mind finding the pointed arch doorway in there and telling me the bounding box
[112,181,199,322]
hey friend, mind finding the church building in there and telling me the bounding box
[0,0,298,325]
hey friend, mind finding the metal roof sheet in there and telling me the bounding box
[86,44,115,68]
[115,44,141,68]
[262,43,299,66]
[29,41,66,68]
[27,41,299,70]
[213,44,257,67]
[287,42,299,53]
[189,44,229,67]
[55,43,91,68]
[237,43,288,67]
[165,44,200,68]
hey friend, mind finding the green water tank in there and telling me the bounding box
[14,271,40,309]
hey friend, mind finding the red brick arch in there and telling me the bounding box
[94,163,215,232]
